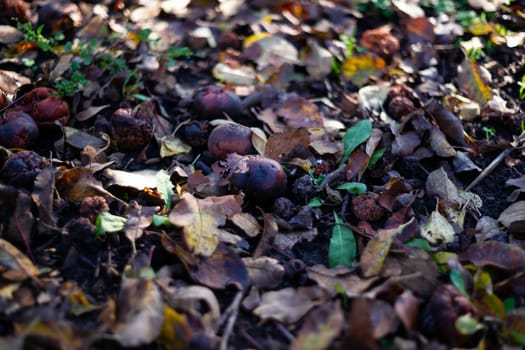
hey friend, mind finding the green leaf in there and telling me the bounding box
[95,212,126,238]
[450,269,468,296]
[156,170,174,210]
[504,297,516,313]
[405,238,432,253]
[152,214,171,227]
[336,182,367,194]
[308,196,323,207]
[455,314,485,335]
[340,120,372,166]
[328,212,356,268]
[368,147,385,167]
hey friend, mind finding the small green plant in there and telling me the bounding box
[466,47,486,61]
[519,74,525,100]
[16,20,64,52]
[482,126,496,139]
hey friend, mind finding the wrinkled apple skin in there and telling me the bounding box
[0,110,39,149]
[208,123,254,159]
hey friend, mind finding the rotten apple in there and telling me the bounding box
[15,87,70,129]
[193,85,243,120]
[0,109,39,149]
[207,123,254,159]
[229,155,287,202]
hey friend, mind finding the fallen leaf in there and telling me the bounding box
[291,301,344,350]
[253,286,330,324]
[169,192,243,256]
[243,256,285,289]
[112,278,164,347]
[307,264,378,297]
[424,100,468,146]
[394,290,421,333]
[0,238,38,281]
[301,39,333,80]
[420,206,456,244]
[243,34,299,68]
[14,321,89,350]
[460,241,525,271]
[456,59,493,105]
[498,201,525,234]
[157,306,193,350]
[340,119,372,166]
[158,135,192,158]
[328,212,356,268]
[173,241,249,290]
[342,54,386,87]
[230,212,261,238]
[264,127,310,161]
[74,104,110,122]
[56,168,112,202]
[124,201,159,253]
[32,168,57,233]
[164,285,220,334]
[253,212,279,258]
[425,167,461,203]
[430,127,456,157]
[360,230,394,278]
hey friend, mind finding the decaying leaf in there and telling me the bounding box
[264,127,310,161]
[498,201,525,234]
[291,301,344,350]
[169,192,242,256]
[420,205,456,244]
[243,256,285,289]
[456,59,493,105]
[460,241,525,271]
[0,238,38,281]
[253,286,330,324]
[124,201,159,253]
[342,54,386,87]
[307,265,378,297]
[157,306,193,350]
[56,168,113,202]
[112,278,164,347]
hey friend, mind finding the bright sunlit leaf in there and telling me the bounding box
[95,212,126,238]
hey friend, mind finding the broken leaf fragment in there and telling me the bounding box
[0,238,38,281]
[498,201,525,234]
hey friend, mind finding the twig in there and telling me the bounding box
[465,131,525,192]
[219,289,244,350]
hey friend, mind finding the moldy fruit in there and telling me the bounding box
[193,85,243,120]
[207,123,254,160]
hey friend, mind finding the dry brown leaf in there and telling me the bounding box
[291,301,344,350]
[169,192,243,256]
[307,265,378,297]
[124,201,159,250]
[243,256,285,289]
[230,212,261,238]
[112,278,164,347]
[0,238,38,281]
[264,128,310,161]
[253,286,330,324]
[498,201,525,234]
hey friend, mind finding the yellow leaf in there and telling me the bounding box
[157,306,192,350]
[169,193,243,256]
[342,54,386,87]
[457,59,493,105]
[243,32,272,49]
